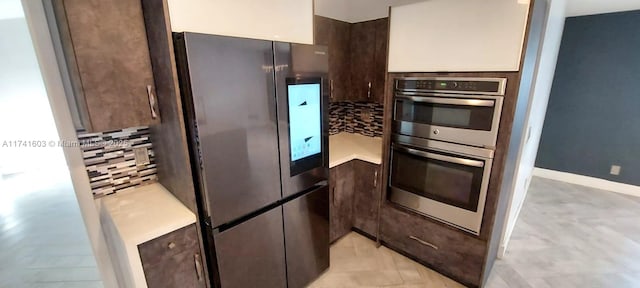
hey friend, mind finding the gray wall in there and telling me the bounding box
[536,10,640,186]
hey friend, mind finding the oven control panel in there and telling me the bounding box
[395,77,507,96]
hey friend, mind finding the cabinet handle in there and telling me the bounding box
[367,82,372,99]
[147,85,158,119]
[194,253,203,282]
[373,170,378,187]
[409,236,439,250]
[167,242,176,249]
[330,79,334,99]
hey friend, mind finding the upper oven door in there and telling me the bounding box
[388,143,492,234]
[393,92,503,148]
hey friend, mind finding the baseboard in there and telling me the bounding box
[533,168,640,198]
[497,196,524,259]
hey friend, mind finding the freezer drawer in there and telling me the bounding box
[283,185,330,288]
[213,207,286,288]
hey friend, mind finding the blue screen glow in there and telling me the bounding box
[288,83,321,161]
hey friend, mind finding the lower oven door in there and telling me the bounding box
[388,143,492,235]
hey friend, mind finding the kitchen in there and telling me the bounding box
[21,0,546,287]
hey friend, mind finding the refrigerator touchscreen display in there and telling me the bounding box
[287,78,323,176]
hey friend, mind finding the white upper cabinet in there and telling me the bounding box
[388,0,530,72]
[167,0,313,44]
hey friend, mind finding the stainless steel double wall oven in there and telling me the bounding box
[388,77,507,235]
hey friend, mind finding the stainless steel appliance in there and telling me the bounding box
[388,76,506,235]
[393,77,506,148]
[174,32,329,288]
[389,135,493,235]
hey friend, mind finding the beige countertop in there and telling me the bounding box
[99,183,196,288]
[329,132,383,168]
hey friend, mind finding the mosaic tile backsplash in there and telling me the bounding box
[330,101,384,137]
[77,127,157,198]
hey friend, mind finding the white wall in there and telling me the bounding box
[0,16,64,174]
[0,0,24,20]
[167,0,313,44]
[20,1,118,286]
[388,0,530,72]
[499,0,567,257]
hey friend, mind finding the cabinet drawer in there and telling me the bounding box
[139,224,199,265]
[380,204,486,286]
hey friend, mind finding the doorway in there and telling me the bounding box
[0,0,102,287]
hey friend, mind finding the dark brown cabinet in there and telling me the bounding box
[352,160,381,238]
[380,205,487,287]
[349,21,376,102]
[372,18,389,104]
[314,16,388,104]
[314,16,351,102]
[329,160,382,242]
[349,18,388,104]
[138,224,206,288]
[50,0,160,132]
[329,162,354,243]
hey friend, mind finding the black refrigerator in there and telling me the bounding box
[173,32,330,288]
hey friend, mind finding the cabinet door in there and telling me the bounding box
[388,0,529,72]
[330,19,351,102]
[139,224,206,288]
[314,16,331,47]
[380,205,486,287]
[329,162,354,243]
[349,21,376,102]
[58,0,159,132]
[353,161,381,238]
[315,16,351,103]
[372,18,389,104]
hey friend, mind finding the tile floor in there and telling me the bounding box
[486,176,640,288]
[0,170,102,288]
[310,232,465,288]
[313,177,640,288]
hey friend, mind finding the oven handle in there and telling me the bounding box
[395,145,485,168]
[395,94,495,107]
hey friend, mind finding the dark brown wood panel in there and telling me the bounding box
[314,16,351,102]
[372,18,389,104]
[329,162,354,243]
[380,204,487,287]
[142,0,197,213]
[349,20,376,102]
[331,19,352,102]
[352,160,381,238]
[141,1,210,286]
[139,224,206,288]
[314,15,331,46]
[58,0,160,132]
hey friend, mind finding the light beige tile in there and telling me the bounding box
[315,232,465,288]
[398,268,423,284]
[351,270,404,286]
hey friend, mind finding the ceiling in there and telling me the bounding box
[315,0,426,23]
[564,0,640,17]
[0,0,23,20]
